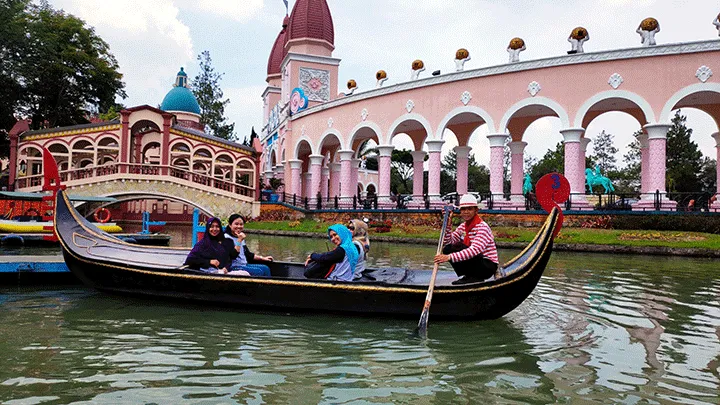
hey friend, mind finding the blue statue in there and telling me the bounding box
[522,173,533,195]
[585,164,615,194]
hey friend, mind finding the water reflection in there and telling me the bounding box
[0,238,719,403]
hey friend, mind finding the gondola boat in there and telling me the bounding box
[55,188,562,320]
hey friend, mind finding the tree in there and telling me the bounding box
[666,110,703,193]
[192,50,235,140]
[356,139,378,170]
[592,130,618,173]
[527,142,565,185]
[390,149,415,194]
[612,130,642,194]
[1,1,126,131]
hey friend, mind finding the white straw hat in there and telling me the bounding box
[459,194,478,208]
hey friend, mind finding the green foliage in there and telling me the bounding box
[610,130,642,194]
[527,142,564,185]
[192,50,235,140]
[666,110,704,194]
[592,130,618,172]
[1,0,126,131]
[390,149,415,194]
[97,103,126,121]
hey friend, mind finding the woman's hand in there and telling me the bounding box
[210,259,220,268]
[304,255,312,266]
[218,268,228,274]
[258,255,274,262]
[237,232,246,242]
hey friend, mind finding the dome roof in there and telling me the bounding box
[267,16,290,76]
[287,0,334,46]
[160,68,201,115]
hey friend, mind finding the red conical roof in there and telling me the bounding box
[287,0,334,46]
[267,16,290,76]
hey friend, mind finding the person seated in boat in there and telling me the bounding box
[304,224,359,282]
[224,213,273,277]
[434,194,499,285]
[348,218,370,279]
[184,217,240,274]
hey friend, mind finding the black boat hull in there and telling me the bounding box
[55,190,559,320]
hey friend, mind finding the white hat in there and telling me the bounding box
[459,194,478,208]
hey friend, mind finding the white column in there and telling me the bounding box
[561,128,591,210]
[508,141,527,205]
[338,150,354,205]
[712,132,720,210]
[303,172,312,199]
[308,154,324,199]
[486,134,508,206]
[351,158,361,198]
[330,162,341,199]
[637,133,649,193]
[454,146,471,195]
[264,170,273,187]
[426,140,444,205]
[321,167,330,198]
[634,123,675,210]
[410,151,427,201]
[288,159,302,197]
[377,145,394,206]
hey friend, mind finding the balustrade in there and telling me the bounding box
[12,162,256,198]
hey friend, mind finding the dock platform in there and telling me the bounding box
[0,255,77,284]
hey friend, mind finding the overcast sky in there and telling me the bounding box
[50,0,720,167]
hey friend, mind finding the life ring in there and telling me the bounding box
[94,208,111,223]
[24,208,40,217]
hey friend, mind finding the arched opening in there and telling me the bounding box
[236,159,255,188]
[70,139,94,170]
[97,136,119,166]
[142,142,161,165]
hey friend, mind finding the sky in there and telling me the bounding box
[49,0,720,168]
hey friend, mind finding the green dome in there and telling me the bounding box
[160,68,201,115]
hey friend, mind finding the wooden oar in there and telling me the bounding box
[416,205,453,338]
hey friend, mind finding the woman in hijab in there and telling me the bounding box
[304,224,359,282]
[224,213,272,277]
[348,219,370,279]
[184,217,239,274]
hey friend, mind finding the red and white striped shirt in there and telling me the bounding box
[444,220,499,263]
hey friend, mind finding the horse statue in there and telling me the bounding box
[585,165,615,194]
[522,173,533,195]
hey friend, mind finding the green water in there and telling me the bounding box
[0,233,719,404]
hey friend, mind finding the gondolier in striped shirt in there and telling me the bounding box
[434,194,499,285]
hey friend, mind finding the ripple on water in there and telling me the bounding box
[0,244,719,404]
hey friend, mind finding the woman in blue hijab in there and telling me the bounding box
[304,224,359,281]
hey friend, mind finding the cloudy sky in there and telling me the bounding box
[51,0,719,167]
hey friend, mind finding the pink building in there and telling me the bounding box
[261,0,720,211]
[9,69,261,219]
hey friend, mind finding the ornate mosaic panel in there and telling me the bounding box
[299,67,330,102]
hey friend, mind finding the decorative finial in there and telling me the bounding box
[411,60,425,80]
[455,48,471,71]
[637,17,660,46]
[507,38,526,63]
[567,27,589,54]
[346,79,358,96]
[714,13,720,37]
[376,70,388,87]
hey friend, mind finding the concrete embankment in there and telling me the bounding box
[245,229,720,258]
